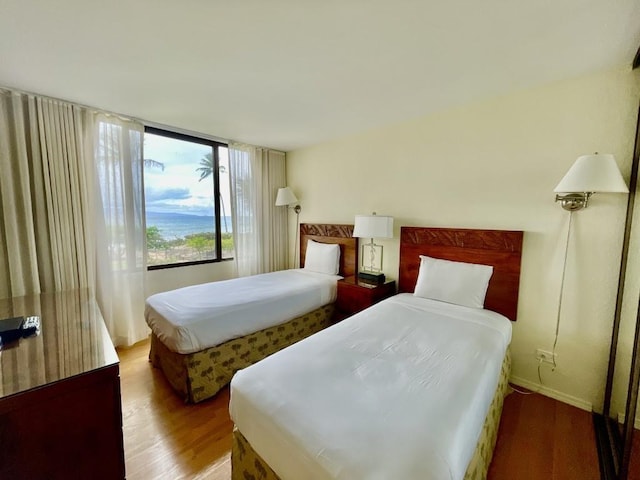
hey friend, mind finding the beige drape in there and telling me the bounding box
[0,90,94,298]
[229,144,288,276]
[0,89,147,347]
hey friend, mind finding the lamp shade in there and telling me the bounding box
[554,154,628,193]
[353,215,394,239]
[275,187,299,206]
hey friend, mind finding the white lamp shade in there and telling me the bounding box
[554,154,628,193]
[275,187,299,206]
[353,215,394,239]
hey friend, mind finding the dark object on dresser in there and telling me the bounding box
[357,271,386,284]
[0,315,40,346]
[0,316,26,344]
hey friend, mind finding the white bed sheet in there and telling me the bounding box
[230,293,512,480]
[145,269,341,354]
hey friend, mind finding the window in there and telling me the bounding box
[143,127,233,269]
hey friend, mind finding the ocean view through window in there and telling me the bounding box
[144,127,233,269]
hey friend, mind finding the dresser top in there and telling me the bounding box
[0,289,119,399]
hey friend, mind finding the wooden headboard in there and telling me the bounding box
[399,227,523,321]
[300,223,357,278]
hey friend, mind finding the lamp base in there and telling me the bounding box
[358,271,386,284]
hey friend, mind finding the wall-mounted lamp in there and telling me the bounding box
[547,153,629,374]
[353,213,394,283]
[276,187,301,267]
[554,153,629,211]
[275,187,301,214]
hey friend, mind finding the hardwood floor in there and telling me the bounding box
[118,340,231,480]
[488,390,599,479]
[631,433,640,480]
[119,339,601,479]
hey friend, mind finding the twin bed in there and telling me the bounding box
[229,226,523,480]
[145,223,357,403]
[145,223,524,479]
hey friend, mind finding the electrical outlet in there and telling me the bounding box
[535,348,556,364]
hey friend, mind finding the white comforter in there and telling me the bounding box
[230,293,512,480]
[145,269,341,354]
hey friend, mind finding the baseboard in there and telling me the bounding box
[616,412,640,430]
[509,376,593,412]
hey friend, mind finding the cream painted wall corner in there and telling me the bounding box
[287,65,640,410]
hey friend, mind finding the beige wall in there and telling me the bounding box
[146,261,236,297]
[287,66,640,411]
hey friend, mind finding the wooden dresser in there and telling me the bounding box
[0,290,125,479]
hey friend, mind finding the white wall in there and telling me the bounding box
[287,66,640,411]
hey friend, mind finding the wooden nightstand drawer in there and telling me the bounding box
[336,276,396,316]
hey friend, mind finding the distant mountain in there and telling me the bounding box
[146,211,232,237]
[146,211,213,219]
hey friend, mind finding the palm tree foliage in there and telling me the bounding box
[144,158,164,170]
[196,153,226,181]
[197,153,214,181]
[196,152,230,234]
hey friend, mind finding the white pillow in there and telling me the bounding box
[413,255,493,309]
[304,239,340,275]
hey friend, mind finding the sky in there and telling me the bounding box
[144,133,231,217]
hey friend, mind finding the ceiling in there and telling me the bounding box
[0,0,638,152]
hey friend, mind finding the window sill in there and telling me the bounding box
[147,257,234,271]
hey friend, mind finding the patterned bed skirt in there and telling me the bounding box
[232,348,512,480]
[149,303,335,403]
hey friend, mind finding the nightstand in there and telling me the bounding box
[335,276,396,318]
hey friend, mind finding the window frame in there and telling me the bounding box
[144,126,233,271]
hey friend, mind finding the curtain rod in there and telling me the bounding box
[0,84,138,123]
[0,83,243,148]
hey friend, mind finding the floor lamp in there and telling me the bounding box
[275,187,301,268]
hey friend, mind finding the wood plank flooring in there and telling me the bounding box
[631,434,640,480]
[118,340,232,480]
[119,339,603,479]
[488,390,599,479]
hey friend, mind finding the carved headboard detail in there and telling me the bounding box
[399,227,523,321]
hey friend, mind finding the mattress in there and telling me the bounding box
[145,269,341,354]
[229,293,512,480]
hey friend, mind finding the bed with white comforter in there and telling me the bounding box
[145,269,342,403]
[146,269,341,354]
[230,293,512,480]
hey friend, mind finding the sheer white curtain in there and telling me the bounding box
[91,114,148,346]
[229,143,287,276]
[0,89,94,298]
